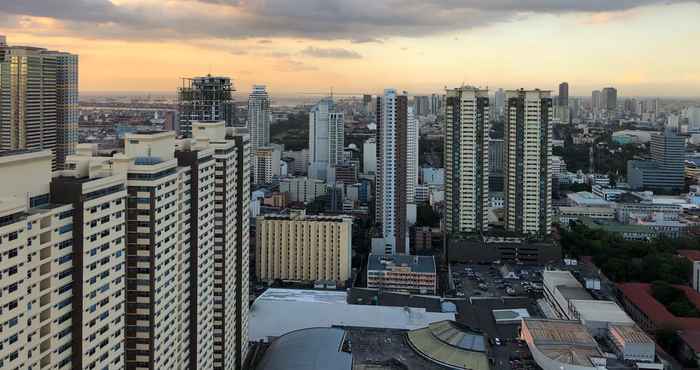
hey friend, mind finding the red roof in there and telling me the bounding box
[618,282,700,331]
[678,249,700,262]
[679,330,700,352]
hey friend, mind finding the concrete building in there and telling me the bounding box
[521,319,606,370]
[0,39,80,170]
[256,328,352,370]
[177,75,235,137]
[407,107,419,205]
[280,176,327,204]
[608,324,655,362]
[444,87,490,234]
[366,254,437,294]
[684,107,700,132]
[0,149,129,370]
[602,87,618,111]
[362,137,377,174]
[592,90,601,111]
[504,89,553,236]
[558,82,570,123]
[256,210,352,286]
[282,149,309,176]
[254,145,281,185]
[375,89,409,254]
[543,270,591,320]
[628,132,685,192]
[568,300,634,336]
[308,97,344,181]
[248,85,271,153]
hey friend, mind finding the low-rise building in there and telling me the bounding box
[367,254,437,295]
[543,270,592,319]
[557,206,615,224]
[521,319,606,370]
[608,324,655,362]
[280,176,327,204]
[256,210,352,286]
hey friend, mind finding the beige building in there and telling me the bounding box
[0,149,127,370]
[444,87,491,234]
[256,210,352,286]
[279,176,327,204]
[366,254,437,294]
[504,89,553,236]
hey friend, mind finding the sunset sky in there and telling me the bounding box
[2,0,700,97]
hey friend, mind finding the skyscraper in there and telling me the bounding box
[375,89,409,254]
[628,132,685,192]
[444,86,490,234]
[558,82,569,123]
[308,97,344,181]
[47,51,78,168]
[177,75,236,137]
[504,89,553,237]
[558,82,569,107]
[592,90,601,111]
[407,106,419,206]
[248,85,271,152]
[0,37,77,170]
[494,88,506,119]
[602,87,618,111]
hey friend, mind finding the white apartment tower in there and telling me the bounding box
[407,107,419,205]
[375,89,409,254]
[444,87,490,234]
[0,149,128,370]
[247,85,271,153]
[308,97,344,181]
[504,89,553,236]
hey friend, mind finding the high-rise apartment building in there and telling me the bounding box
[256,210,352,286]
[362,137,377,174]
[444,87,490,234]
[0,150,121,370]
[407,107,419,205]
[177,75,236,138]
[254,145,281,185]
[0,37,78,170]
[308,97,344,181]
[628,132,685,192]
[557,82,569,123]
[602,87,618,111]
[0,125,252,370]
[248,85,271,152]
[375,89,409,254]
[504,89,553,237]
[494,88,506,119]
[0,149,128,370]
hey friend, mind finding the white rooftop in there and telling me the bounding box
[570,300,633,325]
[249,289,455,342]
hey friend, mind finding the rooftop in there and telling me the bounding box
[522,318,604,368]
[367,254,436,274]
[618,283,700,331]
[407,321,490,370]
[249,289,455,342]
[570,300,633,324]
[256,327,352,370]
[609,324,654,345]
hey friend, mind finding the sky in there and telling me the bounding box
[1,0,699,97]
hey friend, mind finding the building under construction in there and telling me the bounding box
[177,75,236,137]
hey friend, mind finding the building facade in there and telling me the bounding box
[308,97,344,181]
[248,85,271,153]
[177,75,235,138]
[375,89,409,254]
[366,254,437,294]
[444,87,490,234]
[627,132,685,192]
[504,89,553,236]
[0,38,79,170]
[256,210,352,286]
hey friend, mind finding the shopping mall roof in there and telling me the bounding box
[407,321,490,370]
[256,327,352,370]
[522,318,605,368]
[249,288,455,342]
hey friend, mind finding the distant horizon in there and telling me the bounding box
[3,1,700,98]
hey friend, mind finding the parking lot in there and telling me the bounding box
[449,263,545,299]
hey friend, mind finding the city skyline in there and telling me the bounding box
[2,1,700,97]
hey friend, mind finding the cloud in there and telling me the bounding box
[0,0,698,42]
[301,46,362,59]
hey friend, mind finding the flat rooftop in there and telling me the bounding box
[256,327,352,370]
[609,324,653,345]
[522,319,604,368]
[368,254,436,273]
[249,289,455,342]
[570,300,633,325]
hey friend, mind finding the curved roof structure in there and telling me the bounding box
[407,321,489,370]
[256,327,352,370]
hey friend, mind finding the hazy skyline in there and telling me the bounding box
[2,0,700,96]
